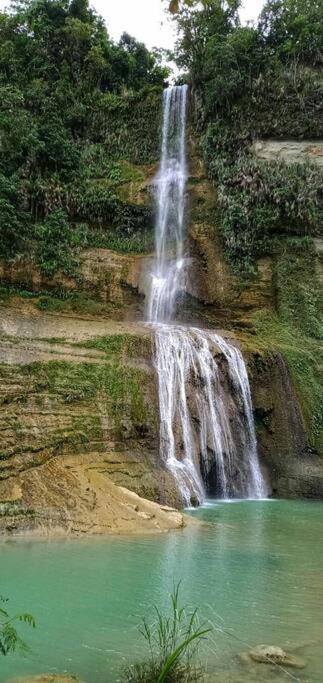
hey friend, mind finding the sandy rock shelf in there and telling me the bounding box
[0,453,196,538]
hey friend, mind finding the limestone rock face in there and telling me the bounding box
[0,249,149,315]
[0,302,183,536]
[251,139,323,166]
[0,450,188,536]
[0,295,322,536]
[189,223,273,313]
[250,351,323,499]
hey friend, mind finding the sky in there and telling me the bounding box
[0,0,265,50]
[94,0,265,50]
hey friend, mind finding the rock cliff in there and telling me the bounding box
[0,135,322,535]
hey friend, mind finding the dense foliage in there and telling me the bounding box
[175,0,323,126]
[0,0,167,272]
[170,0,323,354]
[174,0,323,293]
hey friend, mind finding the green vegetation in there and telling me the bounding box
[77,334,151,360]
[13,358,149,431]
[87,228,153,254]
[0,596,35,656]
[174,0,323,278]
[251,311,323,452]
[35,209,89,277]
[35,293,116,316]
[210,156,322,278]
[274,237,322,339]
[123,584,209,683]
[0,0,165,274]
[0,284,118,315]
[0,285,40,301]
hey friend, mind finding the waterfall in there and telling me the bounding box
[146,85,188,324]
[146,85,267,506]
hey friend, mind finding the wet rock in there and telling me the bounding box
[247,644,307,669]
[251,139,323,167]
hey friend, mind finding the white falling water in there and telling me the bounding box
[146,85,188,323]
[146,85,267,506]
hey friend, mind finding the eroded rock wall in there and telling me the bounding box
[0,312,182,535]
[249,351,323,499]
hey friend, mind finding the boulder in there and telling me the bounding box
[247,644,306,669]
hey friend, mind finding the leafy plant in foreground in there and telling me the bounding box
[0,596,35,656]
[123,583,210,683]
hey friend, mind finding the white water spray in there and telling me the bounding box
[146,86,266,505]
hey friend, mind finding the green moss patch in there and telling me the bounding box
[35,293,117,316]
[0,357,155,463]
[251,311,323,453]
[274,237,322,339]
[75,334,152,360]
[20,360,149,426]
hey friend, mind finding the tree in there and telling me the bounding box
[0,174,31,258]
[34,209,88,276]
[169,0,240,14]
[0,0,167,269]
[259,0,323,65]
[174,0,241,80]
[119,32,169,89]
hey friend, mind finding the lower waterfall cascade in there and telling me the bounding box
[146,85,267,505]
[155,326,266,506]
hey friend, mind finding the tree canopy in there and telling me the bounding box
[259,0,323,64]
[175,0,323,106]
[0,0,168,269]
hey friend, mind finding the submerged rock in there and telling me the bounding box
[8,675,86,683]
[247,644,306,669]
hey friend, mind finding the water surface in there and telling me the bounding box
[1,500,323,682]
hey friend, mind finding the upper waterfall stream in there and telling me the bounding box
[146,85,266,505]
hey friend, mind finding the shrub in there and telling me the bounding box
[0,174,31,259]
[205,148,323,278]
[274,237,322,339]
[34,209,88,276]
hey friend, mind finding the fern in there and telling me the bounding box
[0,596,35,657]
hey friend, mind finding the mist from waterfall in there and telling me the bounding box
[146,85,267,506]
